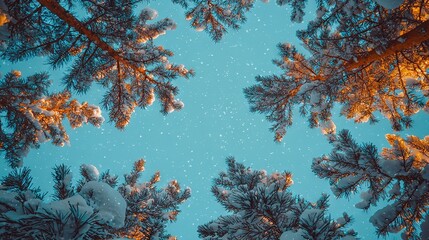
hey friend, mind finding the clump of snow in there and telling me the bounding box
[81,164,100,181]
[404,76,420,87]
[223,8,232,15]
[0,190,39,214]
[355,200,370,209]
[166,104,175,113]
[421,165,429,181]
[146,88,155,106]
[87,104,102,118]
[142,8,158,20]
[42,195,93,216]
[280,230,305,240]
[185,13,193,21]
[421,214,429,239]
[336,213,349,226]
[0,190,21,213]
[24,198,42,211]
[355,190,373,209]
[39,195,94,238]
[309,91,321,105]
[79,181,126,229]
[165,100,185,113]
[342,236,357,240]
[369,204,401,232]
[173,100,184,110]
[388,182,401,196]
[320,119,336,135]
[375,0,404,9]
[380,159,402,177]
[195,24,206,32]
[300,208,322,222]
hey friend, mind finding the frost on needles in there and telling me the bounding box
[312,129,429,239]
[0,159,191,239]
[198,157,357,240]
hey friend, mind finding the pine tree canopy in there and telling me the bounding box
[0,0,195,165]
[1,0,194,129]
[312,129,429,239]
[199,157,357,240]
[2,0,429,239]
[0,158,191,239]
[0,71,104,167]
[244,0,429,141]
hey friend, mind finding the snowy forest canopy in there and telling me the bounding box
[1,0,428,239]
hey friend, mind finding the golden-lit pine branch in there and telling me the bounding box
[36,0,159,85]
[347,19,429,70]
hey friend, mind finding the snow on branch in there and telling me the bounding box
[245,0,429,141]
[0,158,190,239]
[198,157,357,239]
[1,0,194,129]
[0,71,104,167]
[177,0,307,41]
[312,129,429,239]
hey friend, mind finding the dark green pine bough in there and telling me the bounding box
[198,157,358,240]
[0,159,191,239]
[0,0,194,167]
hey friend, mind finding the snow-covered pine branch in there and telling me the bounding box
[1,0,194,130]
[0,71,104,167]
[245,0,429,141]
[312,129,429,239]
[0,158,190,239]
[175,0,308,41]
[198,157,357,240]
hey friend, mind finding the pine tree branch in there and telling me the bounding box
[36,0,160,85]
[346,18,429,70]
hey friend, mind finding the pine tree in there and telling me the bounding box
[312,129,429,239]
[0,71,104,167]
[1,0,194,130]
[198,157,357,240]
[175,0,308,41]
[0,158,191,239]
[0,0,194,165]
[244,0,429,141]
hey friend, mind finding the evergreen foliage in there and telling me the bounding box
[0,71,104,167]
[1,0,194,128]
[175,0,308,41]
[198,157,357,240]
[312,129,429,239]
[0,158,190,239]
[0,0,195,165]
[244,0,429,141]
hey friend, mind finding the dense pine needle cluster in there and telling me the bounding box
[0,159,190,239]
[174,0,308,41]
[245,0,429,141]
[0,71,104,167]
[312,130,429,239]
[198,157,357,240]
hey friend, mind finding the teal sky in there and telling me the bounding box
[1,1,428,239]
